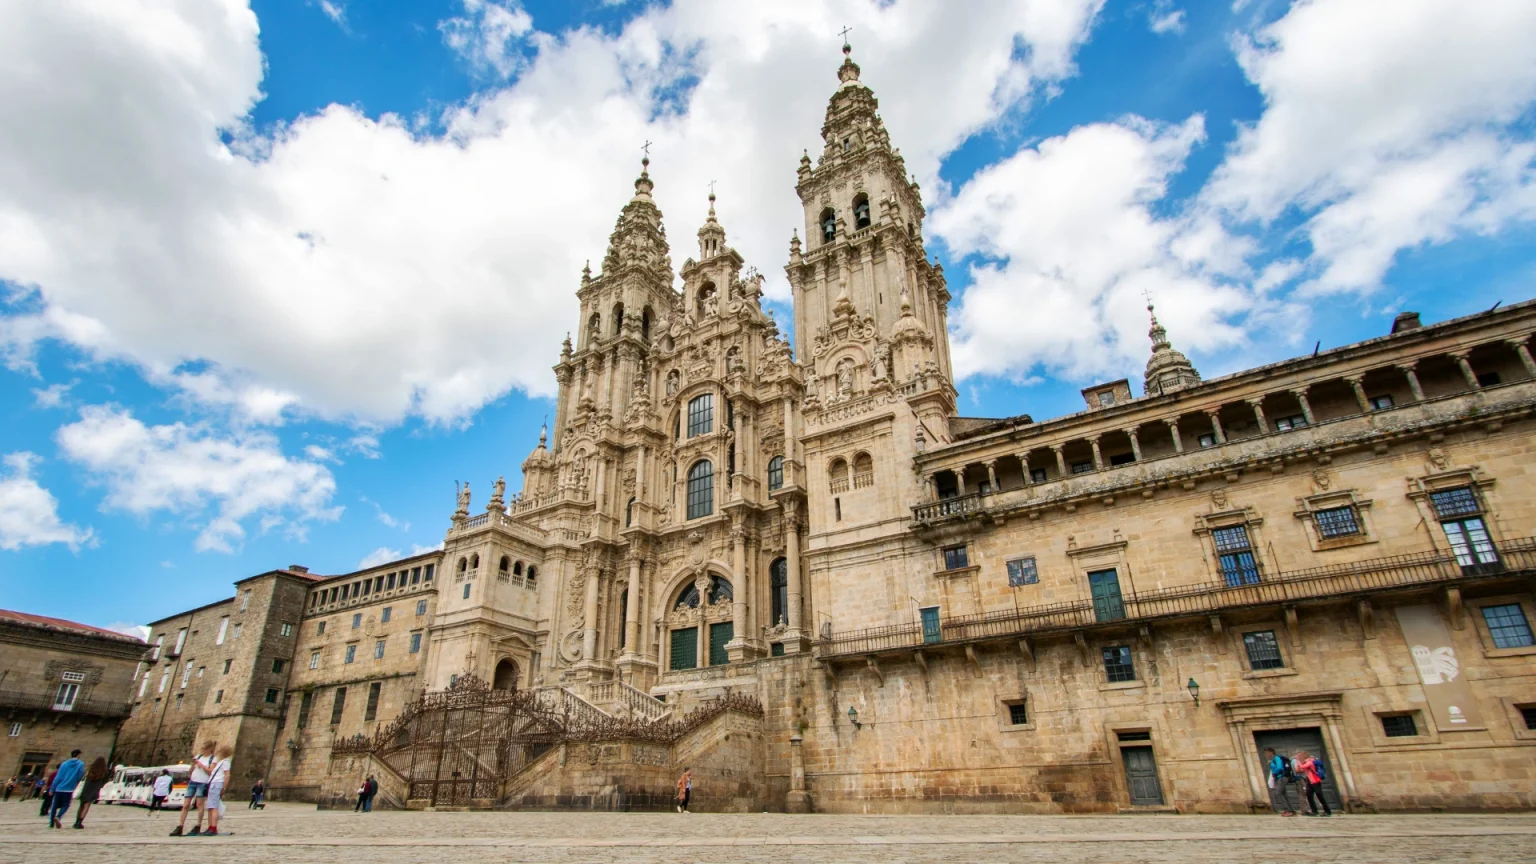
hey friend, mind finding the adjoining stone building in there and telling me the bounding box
[0,610,145,781]
[129,44,1536,813]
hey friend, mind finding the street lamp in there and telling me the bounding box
[1187,678,1201,707]
[847,706,861,729]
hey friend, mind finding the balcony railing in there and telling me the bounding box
[853,471,875,489]
[816,537,1536,658]
[913,492,984,522]
[0,690,133,719]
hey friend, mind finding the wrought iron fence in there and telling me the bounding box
[817,537,1536,658]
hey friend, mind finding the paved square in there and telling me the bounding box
[3,800,1535,863]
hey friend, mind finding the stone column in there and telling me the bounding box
[784,500,808,651]
[729,523,748,661]
[1247,399,1269,435]
[984,460,999,493]
[1127,427,1142,461]
[1508,338,1536,378]
[1205,409,1226,445]
[1345,375,1371,413]
[1450,351,1479,390]
[955,469,968,496]
[785,733,811,813]
[1397,362,1425,402]
[1052,445,1067,477]
[581,566,602,664]
[1290,388,1316,425]
[1165,419,1183,453]
[1019,453,1033,483]
[1088,436,1104,471]
[623,557,642,656]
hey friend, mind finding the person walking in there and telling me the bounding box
[249,779,265,809]
[150,769,173,815]
[202,745,233,837]
[1263,747,1296,816]
[37,766,57,817]
[47,751,85,830]
[675,768,692,814]
[362,776,378,812]
[353,781,367,812]
[171,740,217,836]
[72,758,109,829]
[1294,750,1333,817]
[3,776,14,801]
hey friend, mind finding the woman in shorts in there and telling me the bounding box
[202,745,234,837]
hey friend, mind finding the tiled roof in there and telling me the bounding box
[0,609,146,644]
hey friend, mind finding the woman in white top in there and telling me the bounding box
[202,746,234,837]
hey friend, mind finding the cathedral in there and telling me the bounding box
[116,45,1536,814]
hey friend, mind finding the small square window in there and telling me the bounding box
[222,659,232,675]
[1520,705,1536,731]
[317,621,326,636]
[1275,414,1307,432]
[1368,394,1394,410]
[942,546,969,571]
[1381,713,1418,737]
[1029,468,1048,483]
[351,613,362,629]
[1102,645,1136,683]
[1097,391,1114,407]
[1313,506,1361,538]
[416,600,427,616]
[1070,460,1094,474]
[381,607,391,623]
[271,658,286,674]
[374,639,386,659]
[1006,701,1029,726]
[1477,371,1501,387]
[1197,433,1217,448]
[1243,630,1284,670]
[8,722,21,737]
[1429,487,1481,518]
[60,670,86,683]
[264,688,280,704]
[1006,557,1038,587]
[1481,604,1535,649]
[463,583,472,599]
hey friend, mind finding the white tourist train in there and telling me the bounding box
[98,763,191,808]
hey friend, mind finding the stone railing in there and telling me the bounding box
[817,537,1536,658]
[912,492,983,522]
[829,478,850,494]
[852,471,875,489]
[533,686,611,725]
[450,511,549,547]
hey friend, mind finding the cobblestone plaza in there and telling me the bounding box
[4,802,1536,864]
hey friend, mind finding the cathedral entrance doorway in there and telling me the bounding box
[493,659,519,691]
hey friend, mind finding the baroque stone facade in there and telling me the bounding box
[125,45,1536,812]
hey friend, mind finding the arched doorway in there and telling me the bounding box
[492,658,518,691]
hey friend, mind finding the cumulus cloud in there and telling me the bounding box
[55,405,341,552]
[440,0,535,79]
[1148,1,1185,35]
[0,452,95,551]
[105,621,151,641]
[0,0,1104,428]
[358,546,402,569]
[932,116,1252,385]
[1206,0,1536,295]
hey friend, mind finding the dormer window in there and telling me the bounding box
[820,208,836,243]
[853,194,870,230]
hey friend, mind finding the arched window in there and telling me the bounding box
[687,393,714,438]
[819,208,836,243]
[707,575,732,604]
[457,557,467,573]
[853,452,874,488]
[619,589,628,648]
[470,553,480,570]
[770,558,788,627]
[513,561,524,577]
[612,302,625,336]
[498,556,510,575]
[687,460,714,519]
[626,496,636,527]
[642,306,653,342]
[828,457,850,492]
[526,565,537,583]
[587,312,601,342]
[853,193,871,229]
[675,582,700,609]
[767,455,784,492]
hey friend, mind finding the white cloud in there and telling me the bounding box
[358,546,402,569]
[361,495,409,531]
[105,621,150,641]
[303,444,336,461]
[1149,2,1185,35]
[440,0,535,79]
[0,452,95,551]
[1206,0,1536,295]
[0,0,1104,428]
[32,381,74,408]
[932,116,1253,386]
[55,405,341,553]
[411,542,445,556]
[317,1,345,27]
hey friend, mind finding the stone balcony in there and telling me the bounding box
[816,537,1536,661]
[0,689,133,720]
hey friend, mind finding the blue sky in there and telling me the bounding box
[2,0,1534,634]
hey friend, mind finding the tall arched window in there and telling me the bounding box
[642,306,653,342]
[470,553,480,570]
[853,452,874,488]
[853,193,871,229]
[770,558,788,627]
[625,496,636,527]
[820,207,836,243]
[498,556,510,575]
[513,561,523,576]
[457,557,467,574]
[687,460,714,519]
[587,312,601,343]
[612,302,625,336]
[687,393,714,437]
[767,455,784,491]
[828,457,850,493]
[526,565,537,583]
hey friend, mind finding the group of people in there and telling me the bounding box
[353,776,379,812]
[168,740,235,836]
[1265,747,1334,817]
[9,751,111,829]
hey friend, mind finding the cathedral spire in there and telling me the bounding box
[600,148,671,281]
[1144,301,1201,397]
[697,183,727,260]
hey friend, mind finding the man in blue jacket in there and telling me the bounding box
[48,750,85,830]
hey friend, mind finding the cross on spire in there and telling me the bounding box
[840,25,853,44]
[708,179,716,197]
[641,140,652,158]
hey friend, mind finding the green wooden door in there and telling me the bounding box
[670,627,698,670]
[1089,569,1126,622]
[709,622,734,666]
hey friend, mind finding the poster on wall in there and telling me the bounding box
[1394,604,1484,730]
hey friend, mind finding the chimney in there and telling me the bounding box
[1391,311,1422,334]
[288,565,309,574]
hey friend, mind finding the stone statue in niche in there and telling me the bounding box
[1312,469,1332,491]
[666,369,680,396]
[1210,488,1229,509]
[1426,447,1450,472]
[836,357,855,398]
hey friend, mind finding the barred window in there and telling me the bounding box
[1429,487,1481,518]
[1381,714,1417,738]
[1213,525,1261,586]
[1243,630,1284,670]
[1007,701,1028,725]
[1006,557,1038,586]
[687,394,714,438]
[1102,645,1136,683]
[1481,604,1534,649]
[686,460,714,519]
[767,455,784,491]
[1314,506,1360,538]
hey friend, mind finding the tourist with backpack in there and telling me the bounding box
[1293,750,1332,817]
[1263,747,1296,816]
